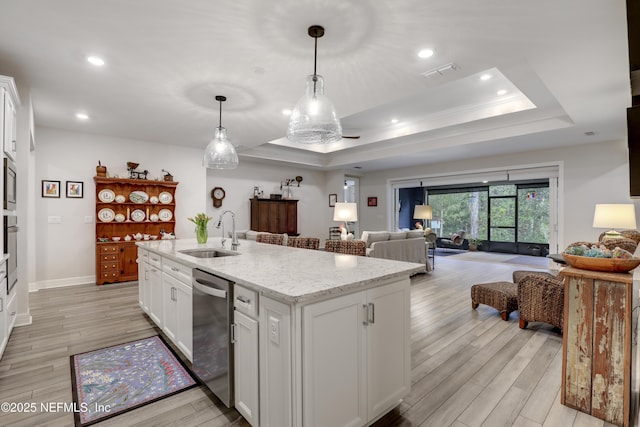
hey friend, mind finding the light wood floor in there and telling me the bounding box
[0,256,617,426]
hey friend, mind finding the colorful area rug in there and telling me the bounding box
[70,335,197,426]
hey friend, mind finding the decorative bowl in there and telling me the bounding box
[112,236,121,241]
[562,253,640,273]
[127,162,139,169]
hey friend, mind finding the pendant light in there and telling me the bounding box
[203,95,239,169]
[287,25,342,144]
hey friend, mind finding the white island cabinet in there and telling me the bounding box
[137,238,423,427]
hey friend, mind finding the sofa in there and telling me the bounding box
[360,230,430,271]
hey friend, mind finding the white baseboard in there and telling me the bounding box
[15,313,32,327]
[29,275,96,292]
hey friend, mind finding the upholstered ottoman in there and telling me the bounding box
[471,281,518,321]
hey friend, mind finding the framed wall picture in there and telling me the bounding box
[367,196,378,207]
[66,181,83,198]
[329,193,337,207]
[42,180,60,198]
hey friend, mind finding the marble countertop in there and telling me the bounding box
[137,238,424,304]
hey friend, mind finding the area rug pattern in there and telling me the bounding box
[70,335,197,426]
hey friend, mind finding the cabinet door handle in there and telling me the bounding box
[237,296,250,304]
[171,267,180,272]
[368,303,375,324]
[362,304,368,326]
[230,323,236,344]
[0,297,3,313]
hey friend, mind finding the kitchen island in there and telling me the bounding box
[137,238,424,427]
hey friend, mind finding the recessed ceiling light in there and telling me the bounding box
[418,49,434,59]
[87,56,105,66]
[75,113,89,120]
[282,109,292,116]
[480,74,492,81]
[497,89,507,96]
[482,180,489,183]
[391,118,399,124]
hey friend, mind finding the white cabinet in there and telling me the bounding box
[6,289,16,335]
[234,285,259,426]
[0,277,7,359]
[301,279,410,427]
[161,256,193,362]
[162,273,179,342]
[137,250,193,362]
[148,265,163,326]
[0,76,19,161]
[137,249,150,313]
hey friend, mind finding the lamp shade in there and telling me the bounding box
[414,205,433,220]
[333,202,358,222]
[203,127,239,169]
[592,204,637,229]
[287,75,342,144]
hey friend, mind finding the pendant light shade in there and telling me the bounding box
[203,95,239,169]
[287,25,342,144]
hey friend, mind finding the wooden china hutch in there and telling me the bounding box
[94,177,178,285]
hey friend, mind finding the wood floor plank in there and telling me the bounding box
[0,255,616,427]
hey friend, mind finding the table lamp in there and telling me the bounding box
[592,204,637,239]
[414,205,433,230]
[333,202,358,234]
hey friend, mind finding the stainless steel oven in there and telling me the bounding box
[3,158,16,211]
[4,215,17,294]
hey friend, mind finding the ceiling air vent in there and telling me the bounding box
[421,63,458,78]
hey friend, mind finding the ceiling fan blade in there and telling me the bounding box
[342,135,360,139]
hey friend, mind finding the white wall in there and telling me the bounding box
[204,160,334,241]
[33,127,206,288]
[358,139,636,250]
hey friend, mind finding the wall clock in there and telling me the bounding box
[211,186,225,208]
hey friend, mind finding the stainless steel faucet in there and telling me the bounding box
[215,210,238,250]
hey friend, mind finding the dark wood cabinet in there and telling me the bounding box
[250,198,298,235]
[94,177,179,285]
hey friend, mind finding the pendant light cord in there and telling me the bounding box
[312,34,318,95]
[218,99,222,128]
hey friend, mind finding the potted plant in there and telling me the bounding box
[468,237,482,251]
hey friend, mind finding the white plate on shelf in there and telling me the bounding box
[98,189,116,203]
[158,192,173,204]
[98,208,115,222]
[150,213,159,222]
[149,196,159,204]
[114,213,125,223]
[129,191,149,203]
[158,209,173,221]
[115,194,126,203]
[131,209,146,222]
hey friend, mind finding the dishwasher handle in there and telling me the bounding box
[193,280,228,299]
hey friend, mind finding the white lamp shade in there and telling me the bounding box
[287,75,342,144]
[414,205,433,220]
[203,127,239,169]
[592,204,637,229]
[333,202,358,222]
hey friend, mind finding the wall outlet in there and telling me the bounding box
[48,216,61,224]
[269,316,280,345]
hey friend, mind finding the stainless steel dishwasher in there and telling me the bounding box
[192,268,234,407]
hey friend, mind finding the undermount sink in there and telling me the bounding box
[179,249,238,259]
